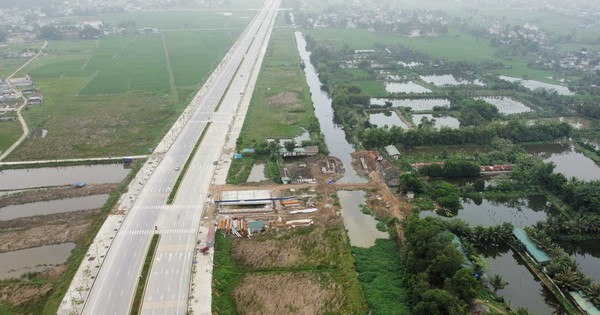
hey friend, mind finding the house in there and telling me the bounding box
[384,145,401,159]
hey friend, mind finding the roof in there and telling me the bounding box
[451,234,474,268]
[569,291,600,315]
[384,145,401,156]
[513,228,550,264]
[248,221,265,232]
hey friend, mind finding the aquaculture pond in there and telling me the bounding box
[499,75,574,95]
[411,114,460,129]
[558,240,600,283]
[481,245,565,315]
[524,143,600,181]
[420,74,485,87]
[384,81,431,94]
[0,163,131,190]
[369,111,410,129]
[419,196,558,228]
[370,98,450,111]
[475,96,532,115]
[0,242,76,280]
[0,194,109,221]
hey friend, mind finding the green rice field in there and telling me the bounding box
[306,27,559,81]
[3,11,247,160]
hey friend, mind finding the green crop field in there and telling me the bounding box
[306,27,559,82]
[238,15,316,147]
[0,121,21,154]
[3,11,245,160]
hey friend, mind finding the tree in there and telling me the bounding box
[284,141,296,151]
[413,289,469,315]
[490,274,508,293]
[39,25,63,40]
[444,268,479,303]
[431,181,461,210]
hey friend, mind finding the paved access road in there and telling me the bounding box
[82,1,279,314]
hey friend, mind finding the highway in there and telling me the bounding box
[81,1,280,314]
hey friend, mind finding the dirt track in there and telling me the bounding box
[0,183,118,208]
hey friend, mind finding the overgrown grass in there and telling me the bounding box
[238,13,316,148]
[212,225,367,314]
[226,157,254,184]
[167,122,211,204]
[352,238,411,314]
[0,120,22,154]
[212,233,243,315]
[130,233,160,315]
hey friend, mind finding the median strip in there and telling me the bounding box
[130,233,160,315]
[167,122,212,204]
[214,58,245,112]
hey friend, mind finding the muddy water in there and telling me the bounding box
[482,245,565,314]
[420,196,557,228]
[337,190,387,248]
[246,164,266,182]
[0,194,109,221]
[524,143,600,181]
[295,32,365,183]
[558,240,600,283]
[0,164,130,190]
[0,243,76,279]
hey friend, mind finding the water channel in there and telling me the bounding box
[0,163,131,190]
[337,190,387,248]
[295,31,365,184]
[0,194,109,221]
[0,242,76,280]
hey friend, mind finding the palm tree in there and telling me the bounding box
[490,274,508,293]
[515,307,531,315]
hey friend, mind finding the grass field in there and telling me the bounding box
[0,121,22,154]
[212,225,367,314]
[3,11,244,160]
[238,15,316,148]
[306,27,559,82]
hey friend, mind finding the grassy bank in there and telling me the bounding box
[237,13,317,148]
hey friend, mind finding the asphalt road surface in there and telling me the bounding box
[82,1,279,314]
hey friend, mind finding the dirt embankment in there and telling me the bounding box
[0,183,118,208]
[0,284,53,308]
[0,209,100,253]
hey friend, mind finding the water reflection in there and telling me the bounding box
[337,190,387,247]
[558,240,600,283]
[295,32,365,183]
[420,196,557,228]
[0,243,76,279]
[524,144,600,181]
[480,245,564,315]
[0,164,130,190]
[0,194,109,221]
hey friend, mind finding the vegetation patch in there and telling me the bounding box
[212,225,366,314]
[237,13,317,148]
[352,239,410,314]
[226,157,255,184]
